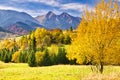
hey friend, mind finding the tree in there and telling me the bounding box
[51,28,63,44]
[56,47,69,64]
[12,51,21,63]
[4,49,11,63]
[28,49,36,67]
[41,49,52,66]
[19,51,28,63]
[28,36,37,67]
[35,51,44,66]
[70,26,73,32]
[67,0,120,73]
[42,35,51,46]
[64,35,71,44]
[19,36,29,50]
[34,28,47,47]
[30,36,36,52]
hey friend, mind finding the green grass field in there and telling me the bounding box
[0,61,120,80]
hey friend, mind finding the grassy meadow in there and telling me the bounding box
[0,61,120,80]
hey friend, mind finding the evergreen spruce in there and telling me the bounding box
[41,49,52,66]
[28,50,36,67]
[56,47,69,64]
[27,36,37,67]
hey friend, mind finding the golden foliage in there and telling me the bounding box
[67,0,120,65]
[12,51,21,62]
[0,39,16,51]
[35,28,47,47]
[49,44,58,55]
[35,51,44,64]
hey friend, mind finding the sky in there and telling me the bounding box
[0,0,119,17]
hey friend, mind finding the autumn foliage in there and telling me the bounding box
[0,27,72,66]
[67,0,120,73]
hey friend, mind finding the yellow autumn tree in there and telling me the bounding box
[2,39,16,51]
[12,51,21,62]
[67,0,120,73]
[34,28,47,47]
[35,51,44,65]
[18,36,29,50]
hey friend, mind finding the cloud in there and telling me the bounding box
[27,0,94,12]
[30,0,60,7]
[60,3,94,12]
[0,0,95,17]
[0,5,47,17]
[11,0,60,7]
[28,0,94,13]
[0,5,24,11]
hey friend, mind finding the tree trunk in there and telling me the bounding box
[99,62,103,73]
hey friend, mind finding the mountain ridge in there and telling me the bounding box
[0,10,44,35]
[35,11,81,29]
[0,10,81,38]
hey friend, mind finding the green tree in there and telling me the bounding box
[41,49,52,66]
[28,36,37,67]
[70,26,73,32]
[28,50,36,67]
[64,35,71,44]
[3,49,9,63]
[56,47,69,64]
[19,51,28,63]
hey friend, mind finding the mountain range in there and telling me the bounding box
[0,10,43,35]
[36,11,81,29]
[0,10,81,37]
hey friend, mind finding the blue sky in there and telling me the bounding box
[0,0,119,17]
